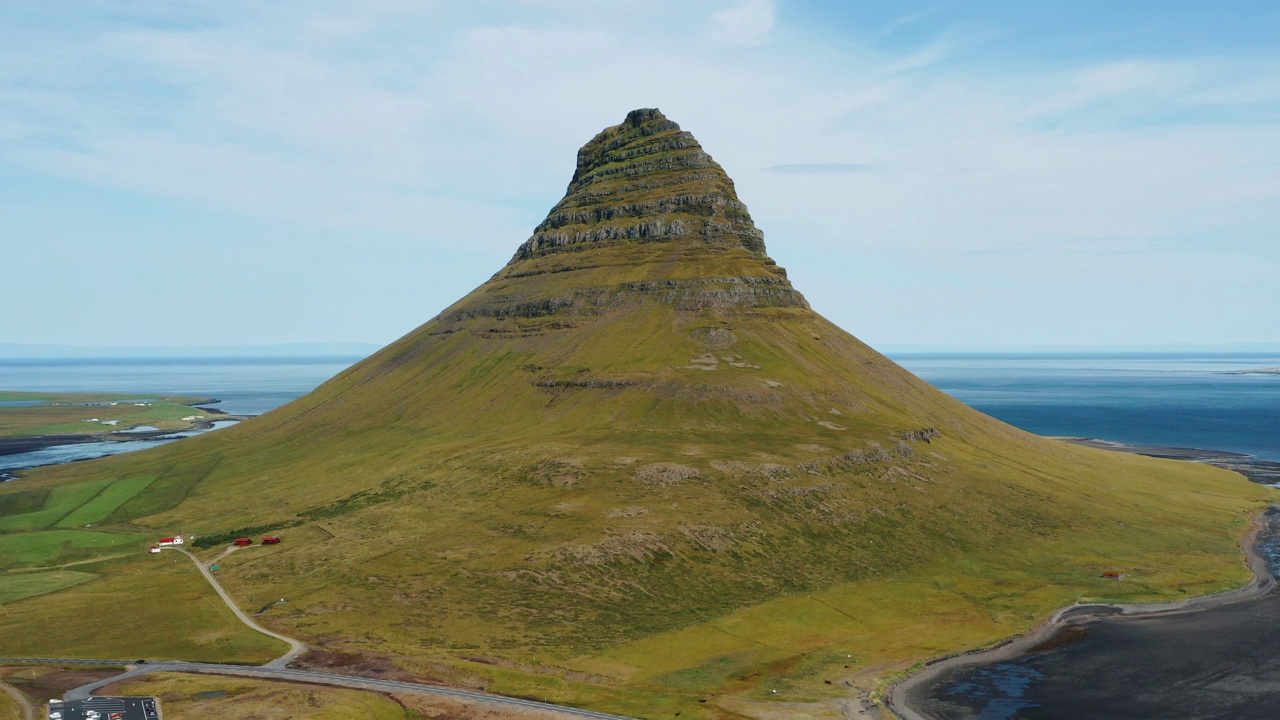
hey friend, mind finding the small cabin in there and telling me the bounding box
[148,546,161,554]
[234,538,253,547]
[262,536,281,545]
[1102,571,1122,579]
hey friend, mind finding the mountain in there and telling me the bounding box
[2,109,1267,718]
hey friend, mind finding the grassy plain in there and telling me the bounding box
[0,480,113,532]
[104,673,420,720]
[0,474,160,534]
[55,475,157,528]
[103,672,578,720]
[0,569,96,603]
[0,529,147,566]
[0,553,285,662]
[0,686,20,720]
[0,391,212,438]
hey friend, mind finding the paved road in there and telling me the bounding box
[0,658,636,720]
[0,548,638,719]
[162,547,306,668]
[0,547,637,719]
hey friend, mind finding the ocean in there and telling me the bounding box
[894,353,1280,463]
[1,352,1277,472]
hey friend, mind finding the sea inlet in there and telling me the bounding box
[905,509,1280,719]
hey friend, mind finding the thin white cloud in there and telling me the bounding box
[0,2,1276,347]
[762,163,883,174]
[706,0,775,47]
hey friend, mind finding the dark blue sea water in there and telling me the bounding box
[1,352,1276,473]
[893,353,1280,463]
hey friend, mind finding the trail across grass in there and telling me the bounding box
[0,570,96,604]
[0,530,147,566]
[0,474,157,535]
[55,475,157,528]
[0,481,112,532]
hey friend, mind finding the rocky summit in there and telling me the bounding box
[456,107,804,327]
[517,108,769,260]
[6,108,1264,718]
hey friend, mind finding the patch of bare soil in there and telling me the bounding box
[291,650,445,685]
[2,667,122,702]
[635,463,699,485]
[392,692,573,720]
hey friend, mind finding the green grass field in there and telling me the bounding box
[106,673,451,720]
[0,474,159,535]
[55,475,158,528]
[0,529,148,566]
[0,688,19,720]
[0,553,286,663]
[0,480,113,532]
[0,569,96,603]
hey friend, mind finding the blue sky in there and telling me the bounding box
[1,1,1277,352]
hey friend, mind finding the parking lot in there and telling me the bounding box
[48,696,159,720]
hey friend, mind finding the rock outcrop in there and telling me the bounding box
[515,108,768,260]
[439,108,806,330]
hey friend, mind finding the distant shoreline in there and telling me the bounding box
[1056,437,1280,485]
[0,399,249,458]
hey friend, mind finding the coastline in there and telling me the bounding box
[0,400,249,458]
[885,495,1278,719]
[1058,437,1280,485]
[0,399,251,481]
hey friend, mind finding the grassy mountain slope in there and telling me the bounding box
[0,109,1271,717]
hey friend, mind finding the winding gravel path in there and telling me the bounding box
[0,680,33,720]
[163,547,306,668]
[0,545,635,719]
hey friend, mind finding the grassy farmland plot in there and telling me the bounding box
[0,480,113,532]
[0,473,157,535]
[0,689,19,720]
[55,475,158,528]
[104,673,427,720]
[0,529,147,566]
[0,570,96,603]
[0,552,286,663]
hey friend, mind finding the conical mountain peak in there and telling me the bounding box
[24,106,1261,717]
[514,108,769,262]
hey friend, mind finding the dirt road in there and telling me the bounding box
[163,547,306,668]
[0,680,32,720]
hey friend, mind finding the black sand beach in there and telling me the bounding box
[893,459,1280,720]
[1062,437,1280,485]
